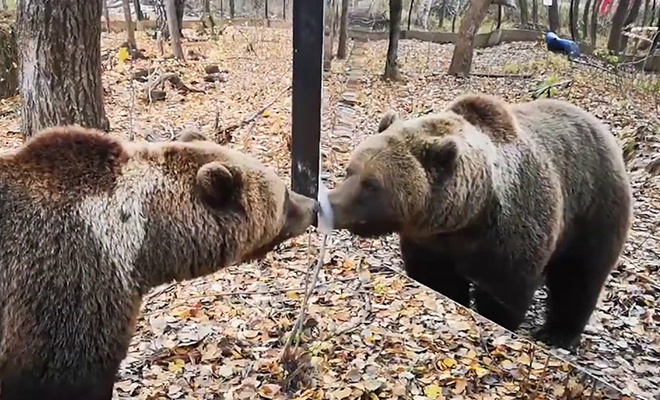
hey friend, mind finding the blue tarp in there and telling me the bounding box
[545,32,581,58]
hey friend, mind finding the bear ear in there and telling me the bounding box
[448,94,517,142]
[377,110,399,133]
[420,137,459,172]
[196,162,239,208]
[178,129,209,142]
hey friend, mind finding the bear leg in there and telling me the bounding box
[0,366,117,400]
[400,237,470,307]
[474,287,529,331]
[535,219,629,350]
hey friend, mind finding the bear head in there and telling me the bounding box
[327,94,517,238]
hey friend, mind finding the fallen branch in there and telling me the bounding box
[471,72,533,79]
[531,79,572,99]
[146,72,205,98]
[215,84,292,141]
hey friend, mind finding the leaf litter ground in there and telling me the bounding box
[0,27,658,400]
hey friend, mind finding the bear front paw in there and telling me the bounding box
[533,326,581,352]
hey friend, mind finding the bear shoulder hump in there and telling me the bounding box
[447,94,518,142]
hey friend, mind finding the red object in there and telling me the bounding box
[600,0,614,16]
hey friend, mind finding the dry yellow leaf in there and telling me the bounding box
[442,357,457,369]
[424,383,442,399]
[168,358,185,374]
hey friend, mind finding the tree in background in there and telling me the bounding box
[166,0,185,59]
[384,0,402,80]
[519,0,529,25]
[583,0,592,39]
[134,0,144,20]
[607,0,631,51]
[548,0,560,33]
[337,0,349,59]
[17,0,109,138]
[448,0,492,77]
[155,0,185,40]
[619,0,643,52]
[122,0,136,47]
[532,0,538,24]
[590,0,600,46]
[570,0,580,40]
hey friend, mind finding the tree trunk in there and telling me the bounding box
[0,0,6,10]
[532,0,538,24]
[0,20,18,99]
[165,0,185,59]
[642,0,650,24]
[519,0,529,24]
[448,0,491,76]
[155,0,185,40]
[134,0,144,20]
[337,0,349,59]
[283,0,286,19]
[323,0,337,71]
[229,0,235,18]
[103,0,111,31]
[590,0,600,46]
[438,0,446,28]
[549,0,560,33]
[122,0,136,46]
[607,0,631,52]
[384,0,402,80]
[17,0,109,138]
[408,0,414,30]
[570,0,580,40]
[265,0,269,22]
[497,4,502,28]
[619,0,643,51]
[582,0,591,38]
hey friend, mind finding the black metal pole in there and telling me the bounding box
[291,0,324,199]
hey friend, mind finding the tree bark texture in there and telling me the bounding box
[165,0,184,59]
[122,0,136,46]
[448,0,491,77]
[607,0,631,51]
[519,0,529,24]
[0,19,17,99]
[619,0,643,51]
[642,0,650,25]
[17,0,109,138]
[590,0,600,46]
[570,0,580,40]
[282,0,286,19]
[134,0,144,20]
[532,0,538,23]
[384,0,402,80]
[337,0,349,59]
[549,0,560,33]
[582,0,591,38]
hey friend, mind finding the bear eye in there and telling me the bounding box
[361,177,380,192]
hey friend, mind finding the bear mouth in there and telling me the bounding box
[348,221,397,238]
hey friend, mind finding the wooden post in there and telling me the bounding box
[291,0,324,199]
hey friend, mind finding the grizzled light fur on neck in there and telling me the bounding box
[0,126,316,400]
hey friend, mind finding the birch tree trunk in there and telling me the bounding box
[448,0,491,76]
[17,0,109,138]
[122,0,136,47]
[165,0,185,59]
[384,0,402,80]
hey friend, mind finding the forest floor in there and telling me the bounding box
[0,27,658,400]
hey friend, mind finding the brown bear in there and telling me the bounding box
[0,126,318,400]
[328,94,633,350]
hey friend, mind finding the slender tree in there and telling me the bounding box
[122,0,136,47]
[283,0,286,19]
[0,0,6,10]
[619,0,643,51]
[384,0,402,80]
[519,0,529,24]
[642,0,650,25]
[103,0,111,31]
[590,0,600,46]
[408,0,415,30]
[570,0,580,40]
[265,0,269,23]
[134,0,144,20]
[337,0,349,59]
[549,0,560,33]
[438,0,447,28]
[607,0,631,51]
[448,0,492,76]
[532,0,538,24]
[583,0,592,39]
[165,0,185,59]
[17,0,109,138]
[229,0,235,18]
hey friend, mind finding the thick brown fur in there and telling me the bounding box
[0,126,318,400]
[329,93,633,350]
